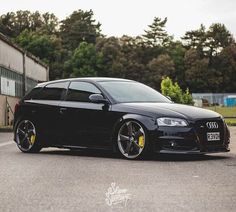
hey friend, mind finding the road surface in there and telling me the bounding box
[0,128,236,212]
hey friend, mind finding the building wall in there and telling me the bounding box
[0,94,19,126]
[0,39,24,74]
[25,56,47,82]
[0,33,48,126]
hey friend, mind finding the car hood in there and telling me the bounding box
[113,102,221,120]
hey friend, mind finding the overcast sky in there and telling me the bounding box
[0,0,235,39]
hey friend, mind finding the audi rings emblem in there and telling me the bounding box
[206,122,218,129]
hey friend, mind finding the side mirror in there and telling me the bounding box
[89,94,109,104]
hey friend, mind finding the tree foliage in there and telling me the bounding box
[147,54,175,88]
[60,10,101,50]
[64,42,103,77]
[143,17,172,47]
[0,9,235,96]
[0,11,58,37]
[161,77,194,105]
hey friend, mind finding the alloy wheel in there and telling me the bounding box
[117,121,146,159]
[16,120,37,152]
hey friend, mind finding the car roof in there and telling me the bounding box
[37,77,134,87]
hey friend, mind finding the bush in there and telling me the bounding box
[161,77,194,105]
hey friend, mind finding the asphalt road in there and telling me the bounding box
[0,128,236,212]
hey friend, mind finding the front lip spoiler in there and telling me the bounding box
[158,148,230,155]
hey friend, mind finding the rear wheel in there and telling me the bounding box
[15,119,41,153]
[117,120,147,159]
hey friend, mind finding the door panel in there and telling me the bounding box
[59,81,115,148]
[23,81,69,146]
[24,100,62,145]
[59,101,112,147]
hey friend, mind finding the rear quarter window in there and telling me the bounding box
[25,82,69,101]
[23,87,42,100]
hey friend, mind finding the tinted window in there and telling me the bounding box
[23,87,42,100]
[100,81,171,103]
[66,82,101,102]
[32,82,69,100]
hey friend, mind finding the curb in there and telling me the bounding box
[0,127,13,132]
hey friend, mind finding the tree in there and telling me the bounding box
[96,36,147,81]
[96,36,122,77]
[182,23,234,59]
[184,49,210,92]
[143,17,172,47]
[0,11,58,38]
[60,10,101,50]
[118,35,148,82]
[41,13,59,34]
[182,24,206,57]
[182,23,235,92]
[216,44,236,92]
[205,23,235,64]
[166,41,186,87]
[147,54,175,89]
[16,29,64,79]
[161,77,193,105]
[64,42,103,77]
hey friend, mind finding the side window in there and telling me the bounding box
[23,87,42,100]
[33,82,69,100]
[66,81,101,102]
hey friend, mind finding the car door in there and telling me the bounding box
[59,81,112,148]
[25,81,69,145]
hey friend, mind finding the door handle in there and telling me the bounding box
[59,107,67,114]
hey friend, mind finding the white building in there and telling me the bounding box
[0,32,49,126]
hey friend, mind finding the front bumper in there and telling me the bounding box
[154,118,230,154]
[159,147,230,155]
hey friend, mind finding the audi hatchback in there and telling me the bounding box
[14,78,230,159]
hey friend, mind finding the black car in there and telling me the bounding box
[14,77,230,159]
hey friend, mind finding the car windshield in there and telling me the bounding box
[100,81,171,103]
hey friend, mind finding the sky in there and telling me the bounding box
[0,0,236,40]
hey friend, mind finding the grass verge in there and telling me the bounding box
[204,106,236,126]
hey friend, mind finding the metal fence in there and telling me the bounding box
[192,93,236,106]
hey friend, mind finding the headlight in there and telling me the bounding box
[157,117,188,127]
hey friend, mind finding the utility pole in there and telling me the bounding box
[47,66,50,81]
[22,52,26,96]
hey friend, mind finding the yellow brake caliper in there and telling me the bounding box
[138,135,144,148]
[30,135,36,145]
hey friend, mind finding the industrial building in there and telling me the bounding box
[0,32,49,126]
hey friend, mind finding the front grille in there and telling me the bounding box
[194,118,225,148]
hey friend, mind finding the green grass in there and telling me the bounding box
[224,119,236,126]
[204,106,236,126]
[204,106,236,117]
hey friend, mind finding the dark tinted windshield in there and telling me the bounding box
[100,81,171,103]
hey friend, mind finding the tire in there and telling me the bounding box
[116,120,149,159]
[15,119,42,153]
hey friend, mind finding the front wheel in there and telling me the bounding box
[117,120,148,159]
[15,119,42,153]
